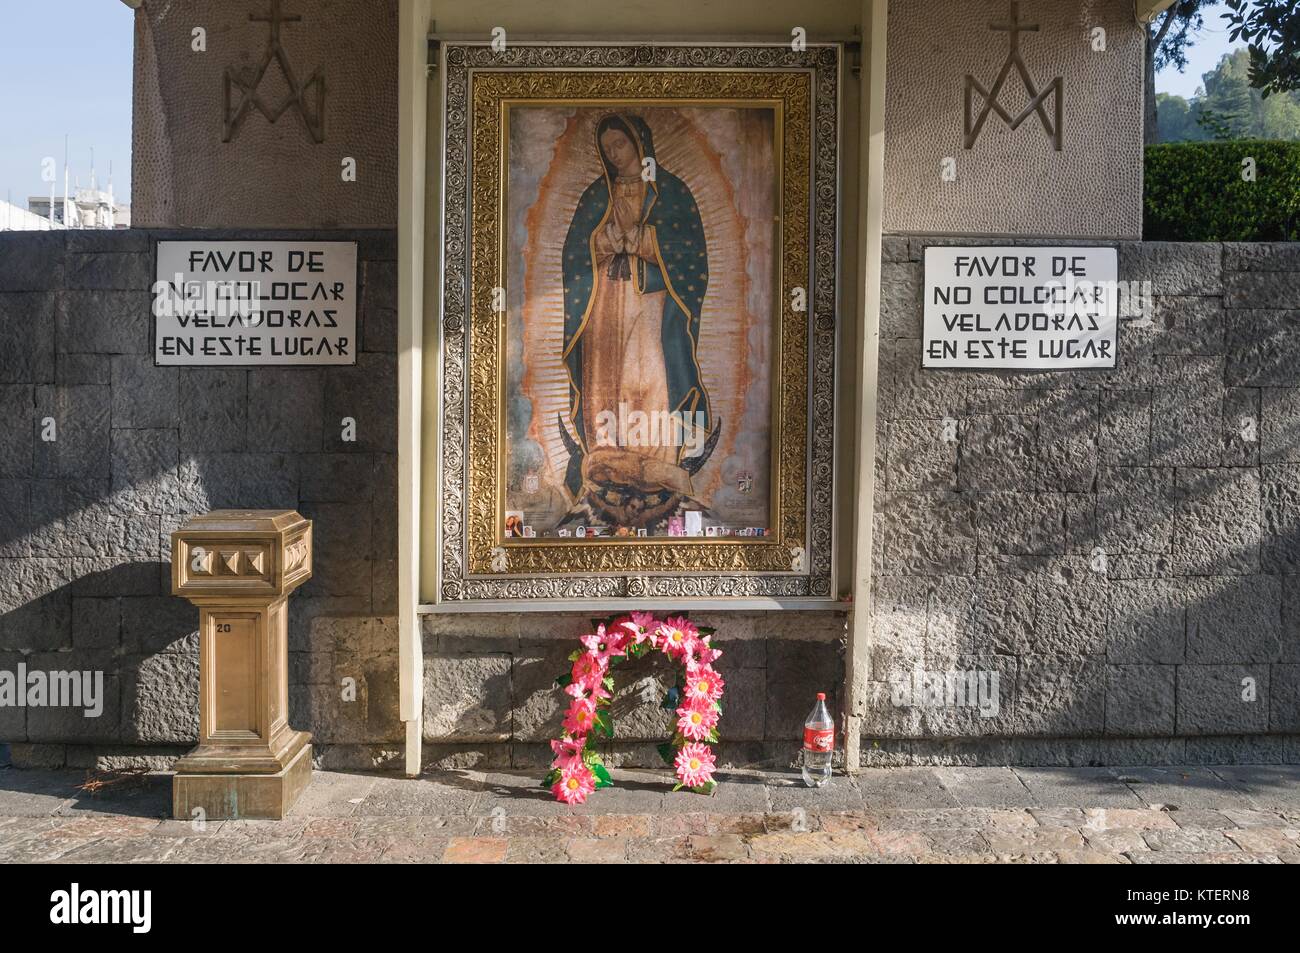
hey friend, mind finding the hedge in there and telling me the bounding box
[1144,139,1300,242]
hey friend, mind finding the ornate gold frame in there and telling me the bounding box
[437,43,840,602]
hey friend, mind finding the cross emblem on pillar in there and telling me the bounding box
[223,0,325,143]
[963,1,1064,151]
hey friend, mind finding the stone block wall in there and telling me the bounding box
[420,611,847,772]
[866,240,1300,765]
[4,231,1299,771]
[0,227,845,774]
[0,228,401,770]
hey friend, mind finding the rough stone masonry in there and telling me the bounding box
[1,231,1299,771]
[867,238,1300,766]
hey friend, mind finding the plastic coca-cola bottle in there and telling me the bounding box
[801,692,834,787]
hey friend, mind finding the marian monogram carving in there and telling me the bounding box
[223,0,325,144]
[964,1,1064,151]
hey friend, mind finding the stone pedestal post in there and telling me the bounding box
[169,510,313,820]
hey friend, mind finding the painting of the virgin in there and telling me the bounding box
[504,105,777,540]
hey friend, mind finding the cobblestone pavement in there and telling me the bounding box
[2,765,1300,863]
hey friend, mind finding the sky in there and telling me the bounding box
[0,3,1246,213]
[1155,12,1240,100]
[0,0,134,208]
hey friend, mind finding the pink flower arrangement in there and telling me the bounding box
[550,737,585,770]
[687,636,722,670]
[657,616,700,661]
[569,651,607,692]
[553,763,597,805]
[543,613,724,802]
[684,667,725,704]
[562,696,598,736]
[580,624,628,663]
[675,699,720,742]
[674,743,717,788]
[619,610,660,647]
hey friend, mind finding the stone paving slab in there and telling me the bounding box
[934,767,1036,808]
[1210,767,1300,809]
[1011,767,1149,807]
[1,765,1298,863]
[1111,766,1253,809]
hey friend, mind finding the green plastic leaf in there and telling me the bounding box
[541,768,560,788]
[657,743,676,765]
[554,673,572,689]
[591,761,613,788]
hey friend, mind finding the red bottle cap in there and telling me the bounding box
[816,692,825,701]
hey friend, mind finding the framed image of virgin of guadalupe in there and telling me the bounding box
[434,41,841,604]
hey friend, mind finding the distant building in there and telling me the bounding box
[27,189,130,230]
[0,199,57,231]
[1,163,130,231]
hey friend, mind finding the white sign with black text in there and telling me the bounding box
[922,246,1119,369]
[153,241,357,365]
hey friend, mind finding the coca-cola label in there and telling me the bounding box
[804,727,834,752]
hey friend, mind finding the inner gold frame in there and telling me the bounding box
[466,69,814,578]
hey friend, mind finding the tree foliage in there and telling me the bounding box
[1148,1,1300,141]
[1224,0,1300,97]
[1147,2,1221,144]
[1157,49,1300,142]
[1154,0,1220,74]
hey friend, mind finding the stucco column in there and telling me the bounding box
[844,0,889,774]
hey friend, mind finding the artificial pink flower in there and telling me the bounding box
[658,616,699,660]
[674,742,716,788]
[686,635,722,671]
[675,700,719,742]
[580,625,626,663]
[604,616,634,651]
[570,650,607,693]
[565,674,612,703]
[607,626,633,654]
[562,697,598,736]
[553,763,596,805]
[550,737,585,770]
[620,611,660,647]
[684,666,725,704]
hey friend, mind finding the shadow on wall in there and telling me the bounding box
[0,229,403,761]
[5,233,1300,767]
[0,561,195,751]
[865,240,1300,756]
[420,610,849,771]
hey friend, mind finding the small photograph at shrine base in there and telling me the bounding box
[2,0,1300,907]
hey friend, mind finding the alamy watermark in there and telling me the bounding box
[0,664,104,718]
[890,668,1001,718]
[50,884,151,933]
[592,401,709,457]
